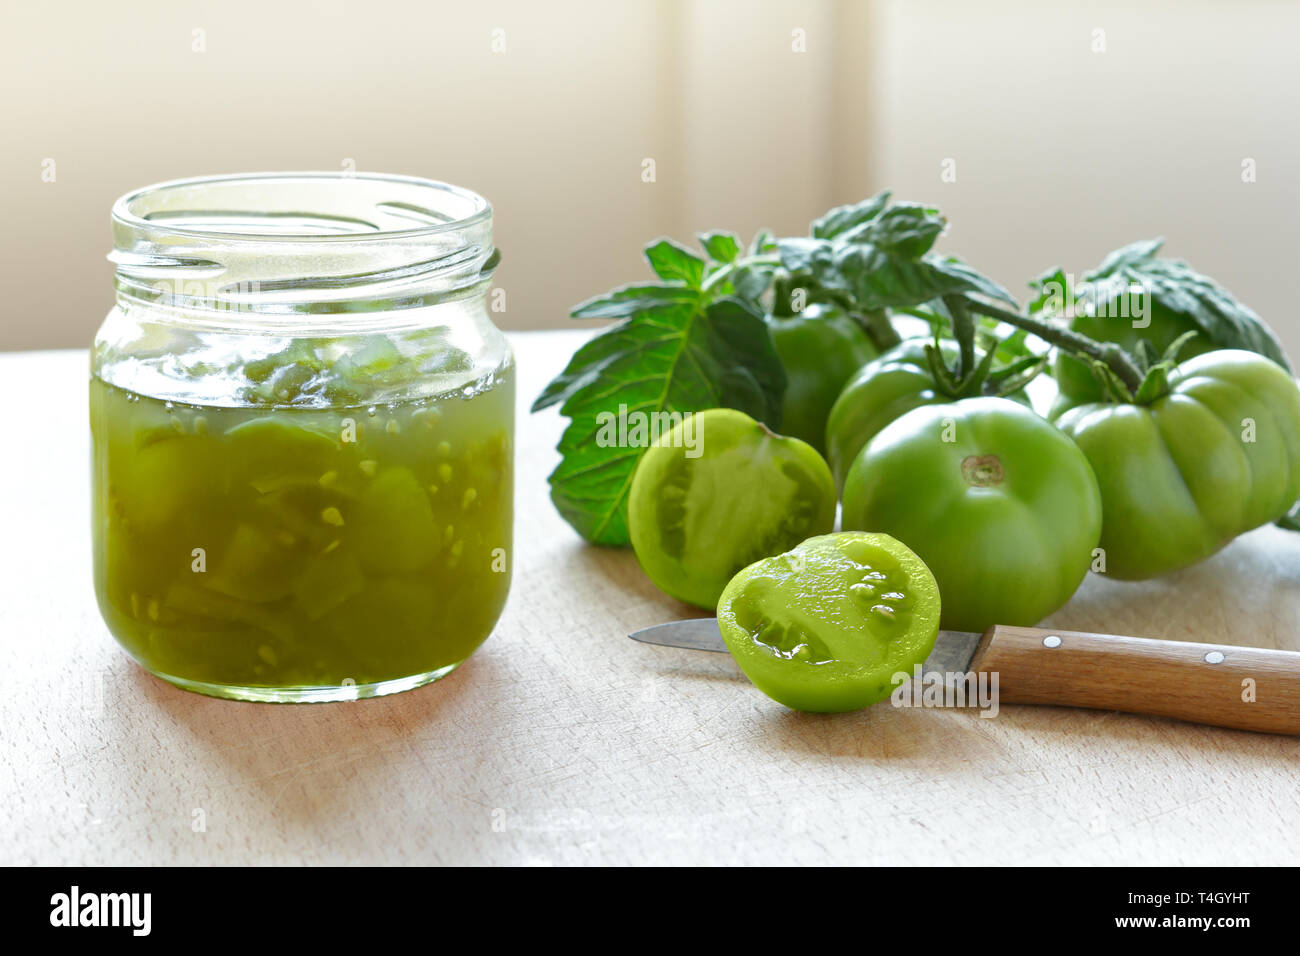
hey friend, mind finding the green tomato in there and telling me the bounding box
[825,339,1029,491]
[717,532,941,713]
[1050,296,1214,417]
[768,305,878,454]
[841,397,1102,632]
[629,408,836,609]
[352,466,441,573]
[1055,349,1300,580]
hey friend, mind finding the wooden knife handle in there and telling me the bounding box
[971,625,1300,735]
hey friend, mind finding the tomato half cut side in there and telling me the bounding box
[717,532,941,713]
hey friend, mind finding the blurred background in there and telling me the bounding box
[3,0,1298,354]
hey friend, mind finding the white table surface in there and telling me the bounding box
[1,330,1297,865]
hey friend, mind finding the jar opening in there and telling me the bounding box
[113,171,491,241]
[109,172,496,318]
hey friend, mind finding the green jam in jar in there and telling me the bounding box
[91,173,513,701]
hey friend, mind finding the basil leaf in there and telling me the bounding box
[644,239,706,287]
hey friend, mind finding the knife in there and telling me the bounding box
[629,620,1300,735]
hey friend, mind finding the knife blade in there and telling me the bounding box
[628,619,1300,735]
[630,618,983,675]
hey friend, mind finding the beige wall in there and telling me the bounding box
[866,0,1300,359]
[3,0,1299,358]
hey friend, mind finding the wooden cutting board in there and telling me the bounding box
[1,331,1296,865]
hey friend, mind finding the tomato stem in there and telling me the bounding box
[960,297,1145,392]
[700,253,781,293]
[943,295,978,382]
[852,308,902,352]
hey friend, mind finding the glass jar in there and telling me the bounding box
[90,172,514,702]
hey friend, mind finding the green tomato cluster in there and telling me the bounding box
[623,324,1300,711]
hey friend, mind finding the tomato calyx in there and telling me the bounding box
[920,294,1046,402]
[1080,328,1203,407]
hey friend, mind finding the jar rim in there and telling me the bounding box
[109,172,497,317]
[111,171,492,243]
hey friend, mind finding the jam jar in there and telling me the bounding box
[90,173,514,701]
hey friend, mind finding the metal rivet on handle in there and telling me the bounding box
[1042,635,1062,648]
[1204,651,1225,664]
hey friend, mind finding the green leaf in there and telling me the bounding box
[1027,266,1070,315]
[775,238,1016,314]
[569,284,699,321]
[1087,356,1135,404]
[1133,363,1172,404]
[1161,330,1200,365]
[537,296,785,545]
[775,237,832,275]
[1082,239,1291,371]
[644,239,706,287]
[1090,238,1165,277]
[1133,338,1159,372]
[750,228,777,255]
[811,192,891,239]
[732,263,775,305]
[958,343,1001,398]
[979,326,1034,365]
[987,353,1047,396]
[1276,501,1300,533]
[833,246,977,312]
[924,340,962,398]
[699,231,741,263]
[843,202,946,257]
[926,255,1019,307]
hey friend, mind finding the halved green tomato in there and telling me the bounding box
[629,408,836,609]
[717,532,941,713]
[352,466,441,573]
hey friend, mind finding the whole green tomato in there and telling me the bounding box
[1051,295,1213,417]
[768,304,878,455]
[825,339,1029,491]
[1055,349,1300,580]
[841,397,1102,632]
